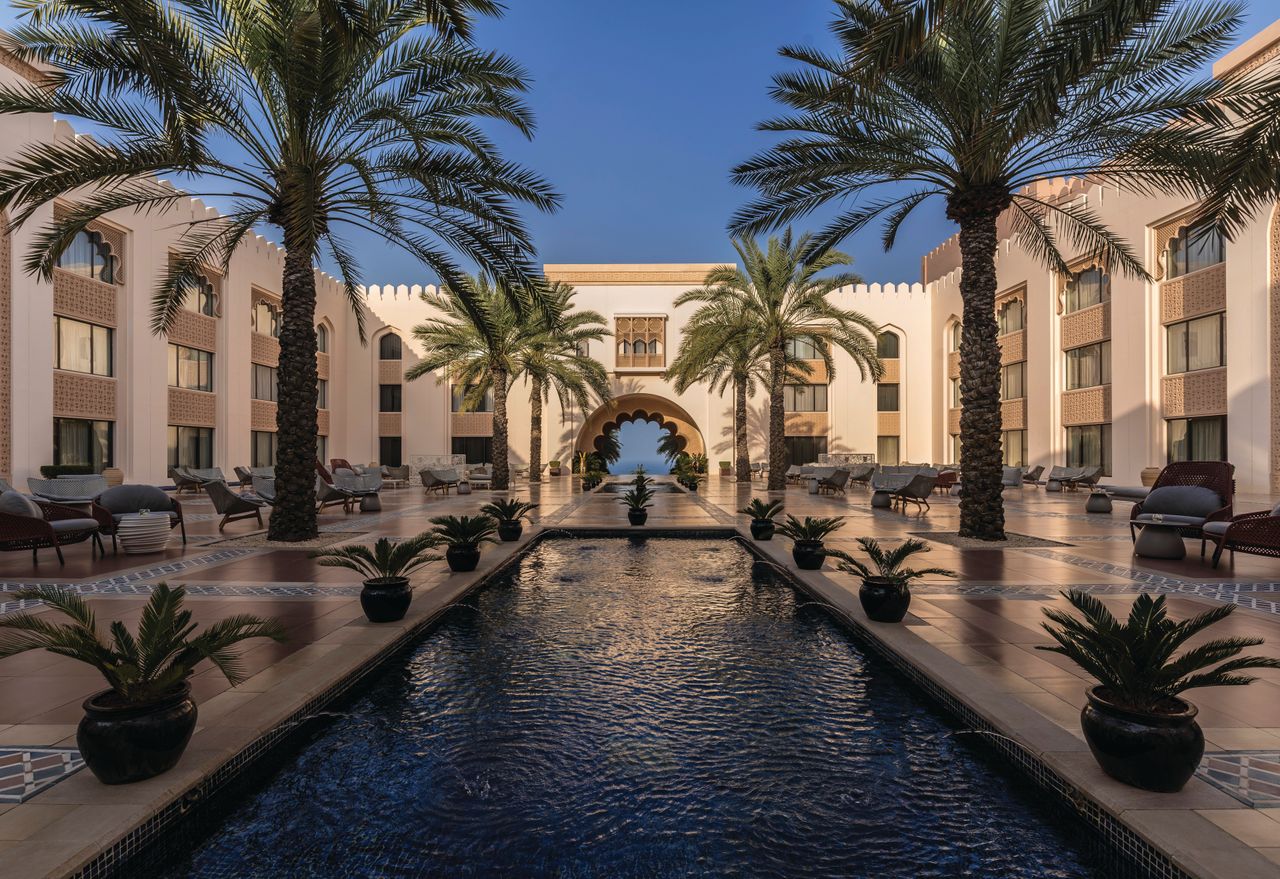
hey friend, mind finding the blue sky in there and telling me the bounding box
[0,1,1272,285]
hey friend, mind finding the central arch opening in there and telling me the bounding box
[615,419,678,474]
[576,393,707,475]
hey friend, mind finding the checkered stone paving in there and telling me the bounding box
[0,747,84,804]
[1198,751,1280,807]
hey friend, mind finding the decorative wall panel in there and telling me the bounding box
[800,360,830,385]
[615,316,667,369]
[53,270,116,326]
[879,359,900,384]
[1061,386,1111,426]
[167,388,215,428]
[316,410,329,436]
[783,412,827,436]
[947,407,961,435]
[1001,398,1026,430]
[168,311,217,351]
[1162,368,1227,419]
[947,352,960,379]
[250,400,276,432]
[316,352,330,381]
[250,333,279,366]
[450,412,492,437]
[999,331,1025,365]
[378,413,403,437]
[53,372,116,420]
[1061,302,1110,350]
[1160,264,1226,324]
[378,360,403,384]
[876,412,901,435]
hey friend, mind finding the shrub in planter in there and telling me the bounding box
[0,584,284,784]
[739,498,784,541]
[582,469,605,490]
[480,498,537,542]
[1039,591,1280,792]
[718,461,732,475]
[775,515,844,570]
[548,460,562,477]
[836,537,954,623]
[313,535,441,622]
[620,472,654,526]
[429,515,499,572]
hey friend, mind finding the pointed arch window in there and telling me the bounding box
[379,333,403,360]
[876,331,900,358]
[56,229,115,283]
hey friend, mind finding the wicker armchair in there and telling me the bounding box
[1205,504,1280,568]
[92,484,186,552]
[0,491,101,563]
[27,475,108,504]
[1129,461,1234,554]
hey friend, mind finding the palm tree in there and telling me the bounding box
[677,233,881,491]
[517,282,611,480]
[730,0,1233,539]
[666,295,766,482]
[0,0,558,541]
[407,274,542,490]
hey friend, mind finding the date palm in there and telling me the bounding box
[666,296,767,482]
[516,282,611,481]
[678,233,880,491]
[0,0,558,541]
[731,0,1234,538]
[407,274,541,490]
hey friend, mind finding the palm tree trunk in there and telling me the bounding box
[492,367,510,491]
[952,200,1007,541]
[529,376,543,482]
[767,342,786,491]
[734,374,751,482]
[267,237,319,541]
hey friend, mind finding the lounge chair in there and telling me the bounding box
[316,474,356,513]
[816,469,850,495]
[27,475,108,505]
[185,467,227,487]
[250,476,277,504]
[1022,465,1045,485]
[92,485,186,552]
[934,470,959,495]
[783,465,802,483]
[1129,461,1234,555]
[1205,501,1280,568]
[0,490,101,563]
[233,466,254,489]
[468,465,493,489]
[892,472,939,513]
[420,468,459,495]
[205,480,267,531]
[1043,466,1091,491]
[848,464,876,487]
[750,462,765,480]
[330,458,355,474]
[1001,466,1025,489]
[250,466,276,479]
[382,465,411,488]
[334,468,382,511]
[170,467,203,494]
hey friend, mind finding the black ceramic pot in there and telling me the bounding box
[497,521,523,542]
[446,544,481,572]
[1080,687,1204,792]
[749,519,775,541]
[628,509,648,526]
[360,576,412,623]
[859,577,911,622]
[78,684,197,785]
[792,540,826,570]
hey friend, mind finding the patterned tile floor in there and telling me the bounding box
[0,748,84,804]
[1200,752,1280,807]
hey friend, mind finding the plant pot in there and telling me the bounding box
[792,540,826,570]
[77,684,197,785]
[549,467,561,477]
[497,521,523,542]
[360,576,412,623]
[457,481,472,495]
[749,519,775,541]
[627,509,648,526]
[859,577,911,622]
[719,463,731,475]
[1140,467,1162,488]
[1080,686,1204,792]
[445,544,481,572]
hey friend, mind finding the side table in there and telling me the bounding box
[116,513,171,554]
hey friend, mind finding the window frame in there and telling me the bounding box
[1065,341,1111,391]
[167,425,214,469]
[876,382,900,412]
[450,384,493,413]
[1064,266,1110,314]
[54,316,114,377]
[1000,361,1026,401]
[875,331,900,359]
[251,299,280,338]
[1166,416,1227,463]
[378,333,403,360]
[783,383,828,413]
[167,343,214,392]
[251,363,279,402]
[1065,423,1113,476]
[250,430,277,468]
[997,299,1025,335]
[378,384,403,413]
[1166,312,1224,375]
[55,229,115,284]
[53,418,114,471]
[1166,219,1224,279]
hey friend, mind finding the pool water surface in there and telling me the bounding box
[158,538,1118,878]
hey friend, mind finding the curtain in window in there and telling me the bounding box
[876,435,900,465]
[1189,417,1224,460]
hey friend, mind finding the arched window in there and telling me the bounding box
[251,299,280,338]
[575,341,589,357]
[185,275,216,317]
[648,340,663,355]
[997,299,1024,334]
[1064,266,1109,314]
[949,322,962,352]
[1165,220,1223,279]
[379,333,402,360]
[876,331,900,358]
[619,340,631,356]
[316,324,329,353]
[56,230,115,283]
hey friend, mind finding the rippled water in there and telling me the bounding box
[159,538,1116,878]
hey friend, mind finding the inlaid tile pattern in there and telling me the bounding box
[1199,752,1280,807]
[0,747,84,803]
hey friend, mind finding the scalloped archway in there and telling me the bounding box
[576,393,706,460]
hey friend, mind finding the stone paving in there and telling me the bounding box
[0,473,1279,876]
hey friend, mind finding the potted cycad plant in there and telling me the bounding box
[775,515,844,570]
[620,473,654,526]
[548,459,562,477]
[836,537,954,622]
[480,497,538,542]
[739,498,784,541]
[429,514,499,572]
[719,460,732,476]
[0,583,284,785]
[313,535,441,622]
[1040,591,1280,792]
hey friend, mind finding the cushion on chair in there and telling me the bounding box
[1134,513,1210,528]
[1141,486,1224,518]
[1202,520,1231,537]
[50,517,99,533]
[97,484,173,515]
[0,490,42,519]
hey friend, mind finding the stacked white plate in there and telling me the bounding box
[116,513,171,554]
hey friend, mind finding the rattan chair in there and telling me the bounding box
[92,484,186,552]
[1205,502,1280,568]
[27,475,108,504]
[1129,461,1234,554]
[0,491,101,563]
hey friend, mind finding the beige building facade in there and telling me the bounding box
[1,22,1279,493]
